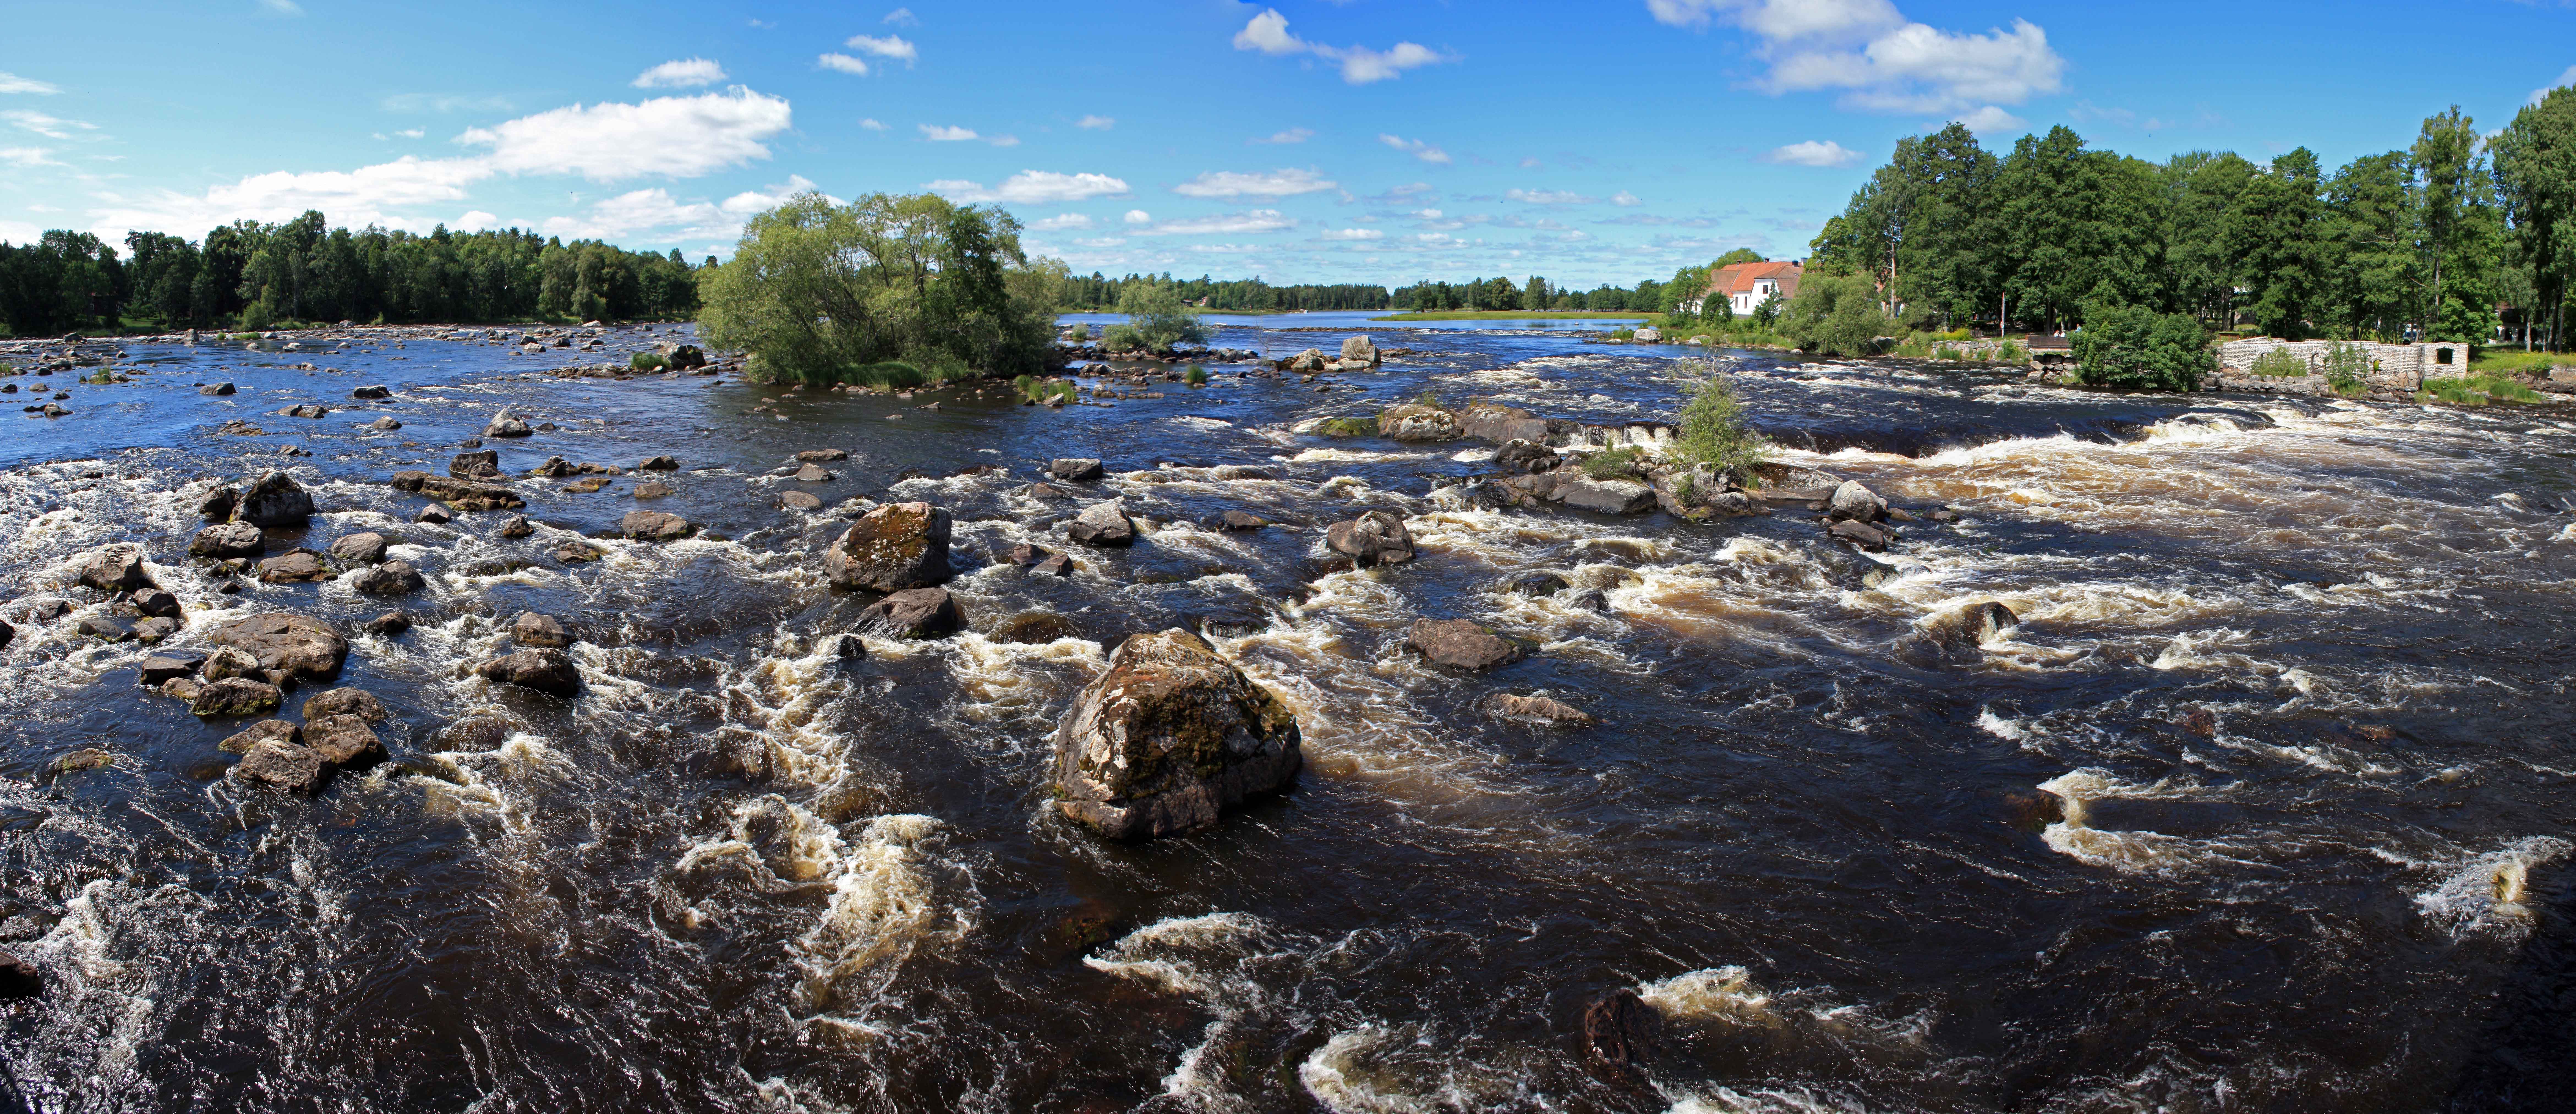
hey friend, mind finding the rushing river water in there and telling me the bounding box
[1,315,2572,1113]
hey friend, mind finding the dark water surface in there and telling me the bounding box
[2,319,2572,1113]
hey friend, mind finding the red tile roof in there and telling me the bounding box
[1706,261,1801,298]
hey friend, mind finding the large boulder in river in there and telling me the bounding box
[191,676,284,718]
[1459,400,1549,444]
[390,471,525,511]
[327,532,388,565]
[207,612,348,680]
[1340,335,1379,366]
[824,502,953,592]
[449,450,502,480]
[1326,510,1414,567]
[474,648,581,697]
[257,548,331,583]
[1406,618,1530,671]
[1828,480,1888,523]
[1050,628,1302,840]
[348,559,425,595]
[74,544,155,592]
[1067,499,1137,547]
[1555,477,1656,515]
[191,522,265,559]
[232,740,324,792]
[619,510,694,542]
[484,410,532,438]
[857,587,964,639]
[1048,458,1105,482]
[234,471,315,527]
[1378,403,1462,442]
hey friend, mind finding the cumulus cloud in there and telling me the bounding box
[541,174,823,240]
[455,210,500,230]
[882,7,919,25]
[818,53,871,75]
[920,124,979,141]
[1645,0,2062,120]
[925,170,1131,204]
[2531,64,2576,106]
[1951,105,2024,133]
[1029,213,1093,231]
[1505,188,1597,204]
[1378,134,1451,165]
[1320,228,1384,240]
[1,147,62,168]
[1172,168,1336,198]
[458,87,792,181]
[1076,115,1115,130]
[1132,210,1295,236]
[1253,127,1313,144]
[633,58,726,88]
[844,34,918,63]
[860,117,888,130]
[989,135,1020,147]
[395,128,425,139]
[1230,9,1457,85]
[1762,139,1862,166]
[4,110,97,139]
[0,72,61,95]
[1612,190,1642,206]
[1124,210,1152,224]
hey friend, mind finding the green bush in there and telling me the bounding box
[1934,344,1964,362]
[1581,446,1644,480]
[2320,340,2371,394]
[1672,371,1769,485]
[1779,274,1890,358]
[2071,304,2214,392]
[2248,347,2307,377]
[1997,340,2025,362]
[1115,283,1208,353]
[1101,322,1147,352]
[2422,374,2544,406]
[630,351,670,371]
[1316,416,1375,437]
[1184,364,1208,385]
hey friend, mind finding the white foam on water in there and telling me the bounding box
[2036,768,2229,876]
[1976,708,2029,742]
[1293,448,1428,464]
[1298,1026,1437,1114]
[2415,836,2572,938]
[1639,966,1778,1025]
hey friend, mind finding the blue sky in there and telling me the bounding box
[4,0,2572,288]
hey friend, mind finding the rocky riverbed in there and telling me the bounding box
[2,313,2574,1111]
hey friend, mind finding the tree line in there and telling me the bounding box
[1061,273,1390,313]
[1809,86,2576,349]
[0,213,704,337]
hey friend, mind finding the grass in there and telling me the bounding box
[2471,349,2575,376]
[1315,416,1376,437]
[2249,347,2309,377]
[630,352,670,371]
[1372,310,1657,321]
[1580,446,1644,480]
[2419,374,2547,406]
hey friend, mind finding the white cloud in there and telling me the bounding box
[633,58,727,89]
[844,34,918,63]
[1320,228,1384,241]
[1762,139,1863,166]
[860,117,888,130]
[2532,65,2576,106]
[1505,188,1597,204]
[920,124,979,141]
[1076,115,1115,130]
[87,154,492,238]
[1,147,61,168]
[4,110,97,139]
[1073,237,1127,248]
[258,0,303,15]
[0,72,61,95]
[883,7,919,25]
[1123,210,1152,224]
[1952,105,2024,133]
[1253,127,1313,144]
[925,170,1131,204]
[1378,134,1451,165]
[1230,9,1456,85]
[1646,0,2062,120]
[989,135,1020,147]
[456,210,499,230]
[458,87,792,182]
[818,53,870,75]
[1133,210,1295,236]
[1029,213,1093,231]
[1612,190,1642,206]
[396,128,425,139]
[540,174,821,241]
[1173,168,1336,198]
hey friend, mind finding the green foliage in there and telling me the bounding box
[698,191,1064,385]
[1780,274,1891,357]
[1581,446,1644,480]
[1066,322,1091,341]
[2071,302,2215,391]
[1065,272,1389,313]
[1183,364,1209,385]
[1115,283,1209,353]
[1935,344,1964,361]
[1672,371,1769,483]
[2249,346,2309,377]
[1996,340,2025,362]
[630,351,670,371]
[2319,340,2371,392]
[2473,349,2576,375]
[1315,416,1376,437]
[1100,322,1147,352]
[2420,374,2545,406]
[1010,374,1079,404]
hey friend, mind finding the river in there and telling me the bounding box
[0,315,2569,1112]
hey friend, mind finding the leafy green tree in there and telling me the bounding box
[2494,85,2576,351]
[2161,151,2258,327]
[1672,371,1768,483]
[2320,152,2417,339]
[1990,126,2166,330]
[1780,273,1889,356]
[2228,148,2325,338]
[1710,247,1765,269]
[2072,300,2213,391]
[1114,281,1208,352]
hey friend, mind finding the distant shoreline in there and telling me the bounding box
[1369,310,1655,322]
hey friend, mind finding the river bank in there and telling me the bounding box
[2,318,2572,1111]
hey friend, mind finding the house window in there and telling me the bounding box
[2436,346,2453,365]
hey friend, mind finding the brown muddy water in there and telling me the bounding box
[0,316,2571,1113]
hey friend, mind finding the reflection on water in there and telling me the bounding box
[1,319,2572,1111]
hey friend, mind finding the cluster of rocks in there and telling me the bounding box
[217,685,394,794]
[473,611,583,697]
[1276,335,1384,374]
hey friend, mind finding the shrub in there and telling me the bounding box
[1009,374,1079,404]
[2071,304,2214,392]
[1934,344,1964,362]
[1997,340,2025,362]
[2320,341,2371,395]
[631,352,670,371]
[2248,347,2307,377]
[1067,322,1092,341]
[1316,416,1375,437]
[1779,274,1890,358]
[1115,283,1208,353]
[1101,322,1147,352]
[1184,364,1209,385]
[1672,371,1769,485]
[1581,446,1644,480]
[2422,374,2545,406]
[1893,336,1931,358]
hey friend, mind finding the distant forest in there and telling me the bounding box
[1058,273,1391,313]
[0,212,704,336]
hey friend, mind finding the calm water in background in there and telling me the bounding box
[0,317,2570,1112]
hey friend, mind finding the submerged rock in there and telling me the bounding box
[235,471,315,527]
[497,514,535,538]
[1406,618,1530,671]
[1917,600,2019,652]
[1326,510,1415,567]
[824,502,953,591]
[994,611,1081,644]
[1488,693,1593,723]
[1050,628,1302,840]
[390,470,524,511]
[363,612,411,636]
[190,522,265,559]
[1827,519,1891,552]
[857,587,964,639]
[474,648,581,697]
[1067,499,1137,546]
